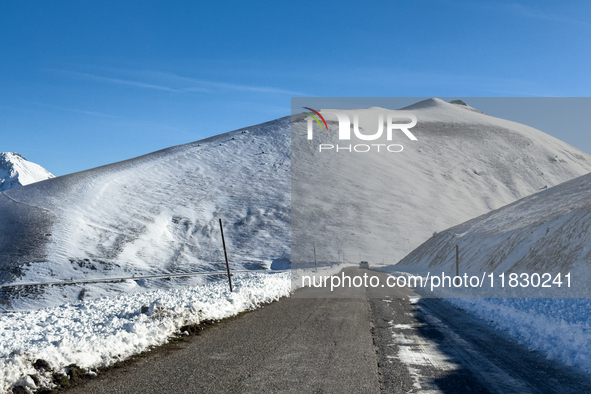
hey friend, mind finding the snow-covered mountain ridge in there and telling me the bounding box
[291,98,591,265]
[0,152,54,191]
[1,98,591,308]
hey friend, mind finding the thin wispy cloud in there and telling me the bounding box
[139,70,306,95]
[57,70,184,93]
[30,101,123,119]
[53,69,305,96]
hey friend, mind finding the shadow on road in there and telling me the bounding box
[364,268,591,393]
[412,297,591,393]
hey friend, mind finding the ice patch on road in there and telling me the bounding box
[388,319,457,393]
[391,329,458,370]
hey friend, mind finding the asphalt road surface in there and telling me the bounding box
[67,268,591,393]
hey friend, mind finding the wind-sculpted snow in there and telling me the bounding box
[0,118,291,309]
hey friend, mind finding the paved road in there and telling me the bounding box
[68,268,591,393]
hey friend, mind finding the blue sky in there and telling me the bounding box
[1,0,591,175]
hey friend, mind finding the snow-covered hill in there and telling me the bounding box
[0,120,291,309]
[2,98,591,309]
[291,98,591,266]
[392,169,591,297]
[0,152,54,191]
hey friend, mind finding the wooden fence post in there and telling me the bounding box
[219,219,232,292]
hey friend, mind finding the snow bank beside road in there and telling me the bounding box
[447,298,591,375]
[0,271,290,393]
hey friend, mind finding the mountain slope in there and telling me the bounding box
[0,119,291,309]
[0,152,54,191]
[291,98,591,266]
[2,98,591,308]
[392,169,591,296]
